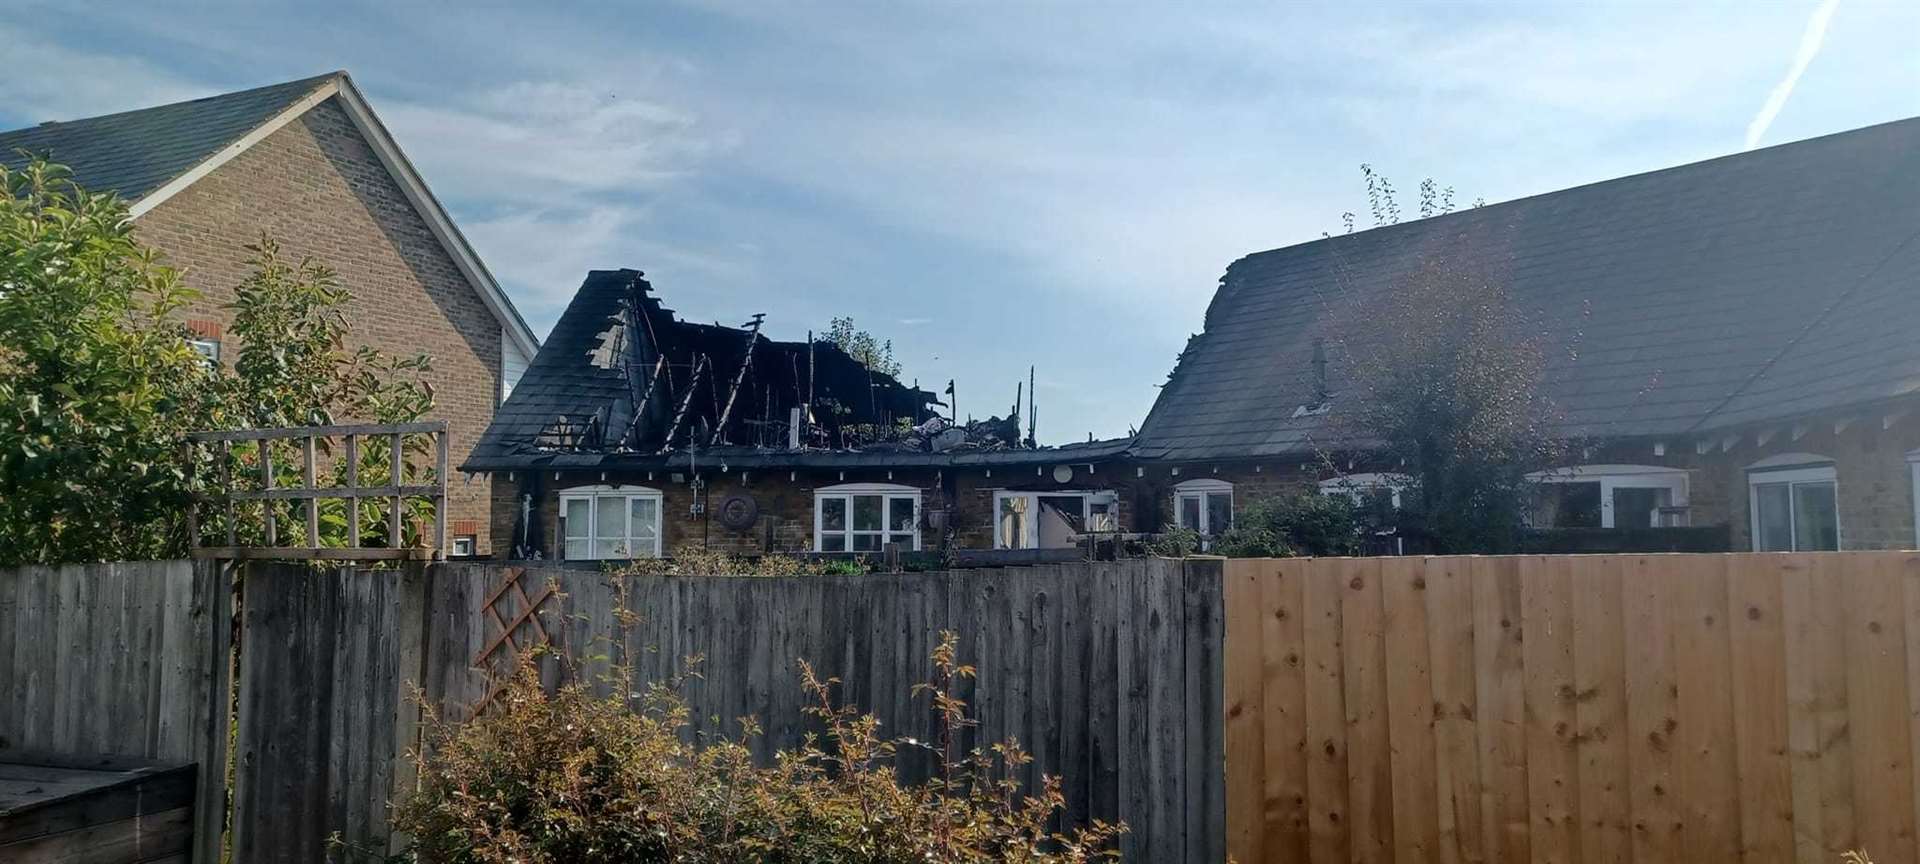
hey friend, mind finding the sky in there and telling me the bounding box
[4,1,1917,443]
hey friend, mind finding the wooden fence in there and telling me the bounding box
[3,559,1226,862]
[0,560,231,864]
[1222,552,1920,864]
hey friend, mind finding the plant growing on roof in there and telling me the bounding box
[824,315,902,378]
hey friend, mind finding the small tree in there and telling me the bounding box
[0,156,439,563]
[1321,166,1564,553]
[0,159,211,565]
[1326,242,1563,553]
[824,315,902,378]
[198,238,438,550]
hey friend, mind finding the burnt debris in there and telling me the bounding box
[525,269,998,455]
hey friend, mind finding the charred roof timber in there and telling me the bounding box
[471,269,1083,471]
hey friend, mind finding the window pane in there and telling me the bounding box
[596,495,626,541]
[630,498,659,540]
[1793,481,1839,551]
[999,496,1028,549]
[887,532,915,548]
[596,538,625,558]
[853,495,882,531]
[564,539,590,560]
[1537,482,1602,528]
[1753,483,1793,552]
[1206,493,1232,536]
[1612,487,1667,529]
[888,497,916,532]
[1087,501,1116,532]
[564,498,591,539]
[818,532,846,552]
[1179,494,1201,531]
[821,497,846,531]
[852,533,882,551]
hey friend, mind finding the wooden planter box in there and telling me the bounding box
[0,753,195,864]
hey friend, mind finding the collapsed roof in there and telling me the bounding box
[468,269,1032,471]
[1134,116,1920,462]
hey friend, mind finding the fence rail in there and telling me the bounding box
[1222,552,1920,864]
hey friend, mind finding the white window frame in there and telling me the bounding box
[558,484,664,560]
[1171,479,1233,537]
[1746,455,1840,552]
[815,483,921,552]
[450,536,476,557]
[1318,472,1411,509]
[993,489,1119,549]
[1527,464,1690,529]
[188,337,221,366]
[1909,448,1920,549]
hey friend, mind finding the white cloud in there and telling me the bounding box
[1746,0,1843,150]
[378,80,734,205]
[0,24,205,121]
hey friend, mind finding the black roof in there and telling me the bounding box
[0,73,340,201]
[1134,116,1920,462]
[465,269,1109,473]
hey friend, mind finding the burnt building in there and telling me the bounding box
[463,269,1138,561]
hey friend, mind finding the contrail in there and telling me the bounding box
[1745,0,1842,150]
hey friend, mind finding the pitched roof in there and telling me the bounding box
[1133,116,1920,462]
[0,72,540,359]
[0,73,338,202]
[465,269,1121,472]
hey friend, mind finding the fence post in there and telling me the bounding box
[192,558,236,864]
[386,560,433,854]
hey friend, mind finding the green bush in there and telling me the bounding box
[393,633,1124,863]
[1212,493,1364,558]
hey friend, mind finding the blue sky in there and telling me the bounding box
[5,1,1917,442]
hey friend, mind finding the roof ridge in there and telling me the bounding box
[1226,114,1920,272]
[2,71,340,133]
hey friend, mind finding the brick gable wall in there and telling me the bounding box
[134,97,502,553]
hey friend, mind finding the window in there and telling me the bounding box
[1319,473,1410,510]
[1910,448,1920,549]
[559,485,663,560]
[1747,455,1838,552]
[1172,479,1232,536]
[188,338,221,366]
[1527,465,1690,529]
[815,484,920,552]
[994,490,1118,549]
[450,535,477,557]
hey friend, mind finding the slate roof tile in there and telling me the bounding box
[1134,116,1920,461]
[0,73,340,202]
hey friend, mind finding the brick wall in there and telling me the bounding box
[133,97,503,553]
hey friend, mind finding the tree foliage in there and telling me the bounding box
[824,316,902,378]
[1209,493,1368,558]
[393,632,1125,863]
[0,156,437,564]
[1327,243,1564,553]
[0,159,210,565]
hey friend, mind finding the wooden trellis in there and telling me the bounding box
[469,566,556,714]
[186,421,450,560]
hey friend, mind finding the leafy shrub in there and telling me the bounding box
[1137,526,1204,558]
[1209,493,1366,558]
[607,544,872,577]
[393,633,1125,863]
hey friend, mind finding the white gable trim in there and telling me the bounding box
[127,79,341,221]
[126,73,541,362]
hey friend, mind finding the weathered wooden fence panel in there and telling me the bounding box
[419,559,1226,863]
[0,560,231,864]
[1222,552,1920,864]
[227,563,425,864]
